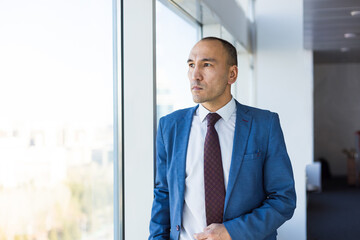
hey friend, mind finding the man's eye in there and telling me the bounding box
[189,63,195,68]
[204,63,211,67]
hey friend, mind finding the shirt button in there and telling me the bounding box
[176,225,180,231]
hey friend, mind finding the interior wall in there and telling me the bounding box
[314,63,360,176]
[254,0,313,239]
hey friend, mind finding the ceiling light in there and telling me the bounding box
[351,10,360,16]
[344,33,357,38]
[340,47,349,52]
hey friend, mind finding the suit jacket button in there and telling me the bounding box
[176,225,180,231]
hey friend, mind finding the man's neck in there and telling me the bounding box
[201,96,232,112]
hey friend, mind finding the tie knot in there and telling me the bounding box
[206,113,221,127]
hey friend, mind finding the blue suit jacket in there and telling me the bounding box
[149,101,296,240]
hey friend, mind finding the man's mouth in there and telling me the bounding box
[192,86,203,91]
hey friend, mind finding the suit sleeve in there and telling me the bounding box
[223,113,296,240]
[149,118,171,240]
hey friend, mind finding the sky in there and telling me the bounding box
[0,0,113,128]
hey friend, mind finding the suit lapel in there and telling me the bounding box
[173,105,198,215]
[224,101,253,213]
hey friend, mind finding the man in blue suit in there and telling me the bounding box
[149,37,296,240]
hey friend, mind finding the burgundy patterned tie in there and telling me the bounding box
[204,113,225,226]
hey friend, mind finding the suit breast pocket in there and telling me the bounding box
[243,151,262,162]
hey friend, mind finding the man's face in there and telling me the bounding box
[187,40,233,107]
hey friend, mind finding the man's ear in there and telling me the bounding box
[228,65,238,85]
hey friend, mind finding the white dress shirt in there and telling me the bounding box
[180,98,237,240]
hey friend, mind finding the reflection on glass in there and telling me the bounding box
[0,1,113,240]
[156,1,200,122]
[171,0,218,25]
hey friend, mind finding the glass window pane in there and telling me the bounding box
[171,0,218,24]
[156,1,201,121]
[0,1,113,240]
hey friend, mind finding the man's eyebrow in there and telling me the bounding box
[201,58,217,62]
[187,58,217,63]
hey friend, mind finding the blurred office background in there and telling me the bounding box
[0,0,360,239]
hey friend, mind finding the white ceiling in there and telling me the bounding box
[304,0,360,63]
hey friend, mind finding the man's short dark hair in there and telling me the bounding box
[201,36,238,67]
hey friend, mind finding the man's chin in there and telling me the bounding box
[192,97,205,104]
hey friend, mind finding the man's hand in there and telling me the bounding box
[193,223,232,240]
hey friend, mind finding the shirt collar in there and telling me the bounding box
[198,97,236,123]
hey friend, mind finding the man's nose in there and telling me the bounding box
[191,66,202,81]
